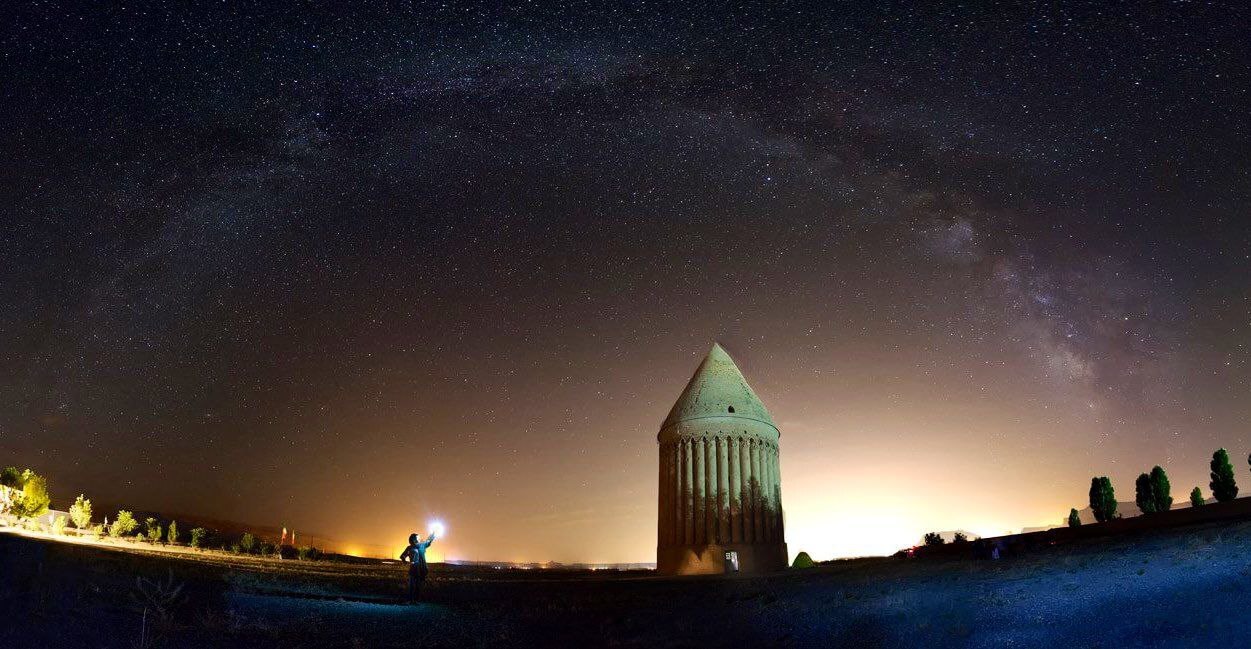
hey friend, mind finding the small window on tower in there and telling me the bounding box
[727,406,735,413]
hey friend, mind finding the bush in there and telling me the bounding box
[239,532,256,554]
[1210,449,1239,502]
[1190,487,1205,508]
[167,520,179,545]
[1067,508,1081,527]
[50,515,67,535]
[189,527,207,548]
[229,543,242,554]
[952,532,969,544]
[923,532,944,546]
[69,494,92,529]
[0,466,21,488]
[109,510,139,538]
[296,546,320,561]
[11,470,50,520]
[791,551,816,568]
[259,542,275,557]
[145,517,163,543]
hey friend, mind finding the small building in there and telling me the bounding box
[656,343,787,575]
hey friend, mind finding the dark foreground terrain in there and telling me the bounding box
[4,521,1251,648]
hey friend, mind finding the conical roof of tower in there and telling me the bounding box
[662,343,776,430]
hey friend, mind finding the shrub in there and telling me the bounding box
[11,470,50,520]
[229,543,241,554]
[69,494,92,529]
[259,542,275,557]
[51,515,67,535]
[240,532,256,554]
[1135,473,1156,515]
[109,510,139,538]
[1067,508,1081,527]
[791,551,816,568]
[0,466,22,488]
[146,517,163,543]
[923,532,944,546]
[952,532,969,544]
[1190,487,1205,508]
[1150,466,1172,513]
[1210,449,1239,502]
[189,527,207,549]
[296,546,320,561]
[167,520,179,545]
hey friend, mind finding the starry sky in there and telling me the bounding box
[2,2,1249,562]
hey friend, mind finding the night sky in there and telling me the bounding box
[2,2,1249,562]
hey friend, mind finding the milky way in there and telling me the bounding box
[2,2,1249,561]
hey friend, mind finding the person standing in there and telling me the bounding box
[399,531,437,603]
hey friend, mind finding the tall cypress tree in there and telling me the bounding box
[1150,466,1172,513]
[1100,477,1118,520]
[1135,473,1156,515]
[1067,508,1081,527]
[1089,477,1106,522]
[1190,487,1205,508]
[1210,448,1239,502]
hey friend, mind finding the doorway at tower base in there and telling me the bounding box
[656,543,789,575]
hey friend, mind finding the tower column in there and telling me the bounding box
[751,440,764,542]
[717,437,730,543]
[683,439,693,545]
[694,436,706,545]
[729,437,741,543]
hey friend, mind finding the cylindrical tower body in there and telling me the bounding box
[657,343,787,575]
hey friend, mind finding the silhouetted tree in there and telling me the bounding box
[952,531,969,544]
[1135,473,1156,515]
[1090,476,1118,522]
[923,532,944,546]
[1150,466,1172,513]
[1210,448,1239,502]
[1190,487,1204,508]
[1068,508,1081,527]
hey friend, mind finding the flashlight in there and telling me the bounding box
[429,520,446,538]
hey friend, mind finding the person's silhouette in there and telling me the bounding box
[399,531,437,602]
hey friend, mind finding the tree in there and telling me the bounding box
[952,531,969,544]
[923,532,945,546]
[1150,466,1172,513]
[240,532,257,554]
[792,551,816,568]
[189,527,207,548]
[0,466,21,488]
[167,520,179,545]
[11,471,50,520]
[51,515,67,535]
[145,517,163,543]
[1210,448,1239,502]
[1089,476,1118,522]
[1068,508,1081,527]
[109,510,138,538]
[1190,487,1205,508]
[69,494,92,529]
[1135,473,1156,515]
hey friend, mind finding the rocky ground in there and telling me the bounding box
[3,520,1251,648]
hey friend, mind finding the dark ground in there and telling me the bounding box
[4,522,1251,648]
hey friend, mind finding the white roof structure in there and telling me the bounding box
[661,342,776,431]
